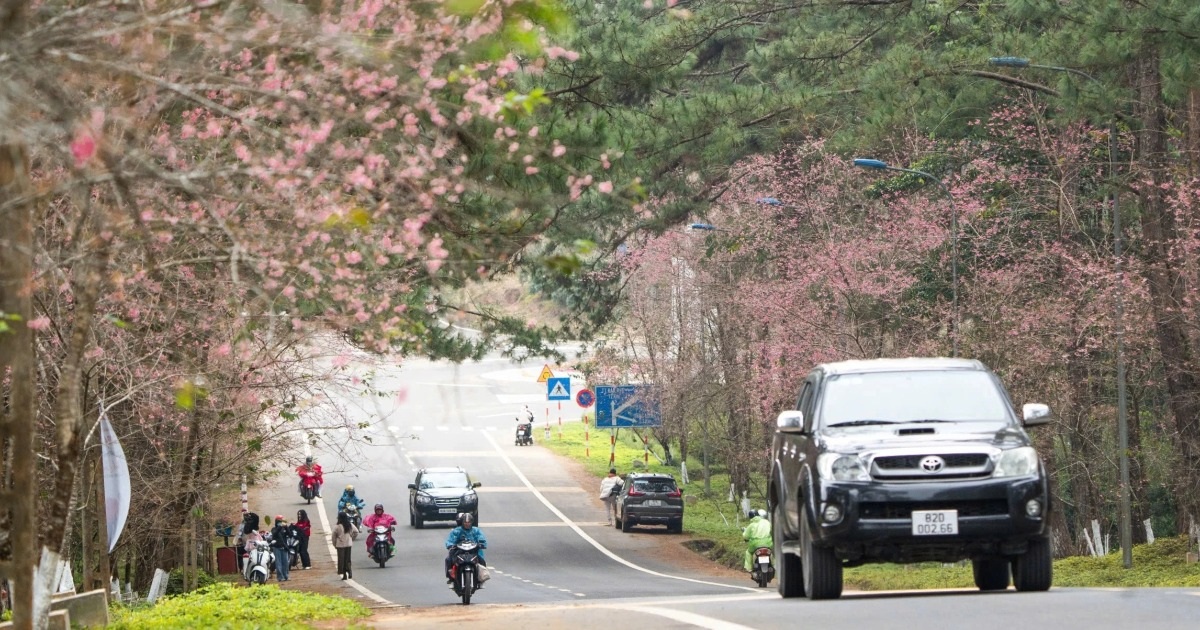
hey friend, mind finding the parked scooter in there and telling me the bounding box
[448,540,486,605]
[243,539,274,585]
[750,546,775,588]
[369,524,395,568]
[514,418,533,446]
[285,527,302,569]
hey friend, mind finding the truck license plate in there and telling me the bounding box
[912,510,958,535]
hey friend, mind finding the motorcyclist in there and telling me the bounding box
[363,503,397,559]
[338,485,366,512]
[445,512,487,586]
[296,456,324,498]
[742,508,772,572]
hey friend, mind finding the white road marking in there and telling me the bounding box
[496,393,557,404]
[437,426,449,432]
[411,426,424,431]
[315,494,391,605]
[480,430,758,593]
[475,522,609,528]
[477,486,584,493]
[407,450,499,457]
[410,382,491,388]
[604,605,759,630]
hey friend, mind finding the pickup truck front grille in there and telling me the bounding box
[871,453,992,481]
[875,454,989,469]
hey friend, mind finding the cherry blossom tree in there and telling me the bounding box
[1,0,627,624]
[598,100,1193,553]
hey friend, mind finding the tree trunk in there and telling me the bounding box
[1132,48,1200,524]
[0,142,37,630]
[1186,88,1200,175]
[46,188,114,544]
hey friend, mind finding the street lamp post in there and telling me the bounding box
[988,56,1132,569]
[852,158,960,358]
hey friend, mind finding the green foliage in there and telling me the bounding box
[164,567,218,596]
[1053,536,1200,587]
[108,583,369,630]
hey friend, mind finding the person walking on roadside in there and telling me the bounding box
[332,511,359,580]
[295,510,313,570]
[270,515,292,582]
[599,468,622,525]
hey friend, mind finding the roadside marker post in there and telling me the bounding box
[609,430,616,467]
[558,401,562,440]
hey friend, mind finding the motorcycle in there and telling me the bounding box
[514,421,533,446]
[448,540,486,605]
[298,472,318,504]
[749,546,775,588]
[285,528,302,569]
[369,524,394,568]
[342,504,362,529]
[243,539,274,585]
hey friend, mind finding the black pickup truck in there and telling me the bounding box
[768,358,1053,599]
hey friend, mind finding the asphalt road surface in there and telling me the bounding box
[261,348,1200,629]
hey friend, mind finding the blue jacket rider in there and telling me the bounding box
[445,513,487,582]
[338,485,366,512]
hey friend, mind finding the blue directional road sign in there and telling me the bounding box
[547,377,571,401]
[594,385,660,428]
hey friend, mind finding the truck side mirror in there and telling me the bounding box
[1022,403,1051,427]
[776,410,805,433]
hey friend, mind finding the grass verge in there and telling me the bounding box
[108,582,370,629]
[540,417,1200,589]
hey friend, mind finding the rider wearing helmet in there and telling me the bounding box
[444,512,487,585]
[363,503,397,558]
[338,485,366,513]
[296,456,324,498]
[742,508,772,572]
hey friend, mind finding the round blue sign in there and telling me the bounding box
[576,388,595,408]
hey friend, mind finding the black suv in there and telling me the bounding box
[615,472,684,533]
[408,467,481,528]
[769,358,1053,599]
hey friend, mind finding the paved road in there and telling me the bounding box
[259,349,1200,628]
[263,351,752,609]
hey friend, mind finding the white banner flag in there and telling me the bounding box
[99,402,130,553]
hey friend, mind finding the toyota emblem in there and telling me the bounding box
[920,456,945,473]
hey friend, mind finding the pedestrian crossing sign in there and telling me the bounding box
[537,364,555,383]
[547,377,571,401]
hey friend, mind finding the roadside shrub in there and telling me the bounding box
[164,567,217,595]
[109,582,368,629]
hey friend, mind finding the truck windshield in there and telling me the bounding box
[820,370,1011,428]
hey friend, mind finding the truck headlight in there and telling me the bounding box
[818,453,870,482]
[993,447,1039,478]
